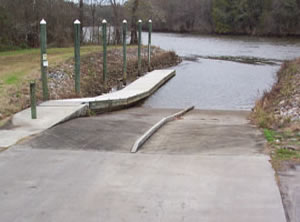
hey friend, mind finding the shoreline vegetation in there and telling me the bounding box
[251,58,300,169]
[2,0,300,52]
[0,46,181,127]
[251,58,300,222]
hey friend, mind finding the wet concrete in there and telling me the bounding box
[26,108,179,152]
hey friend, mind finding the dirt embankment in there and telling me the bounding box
[0,47,181,124]
[252,58,300,222]
[48,47,181,99]
[252,59,300,129]
[251,58,300,163]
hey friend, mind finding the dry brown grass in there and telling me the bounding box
[251,58,300,129]
[251,58,300,168]
[0,46,103,124]
[46,47,180,99]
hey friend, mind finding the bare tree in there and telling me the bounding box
[90,0,96,42]
[79,0,84,41]
[108,0,125,44]
[1,0,300,50]
[130,0,139,44]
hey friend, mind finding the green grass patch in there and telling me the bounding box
[264,129,277,142]
[274,148,300,160]
[0,48,39,57]
[4,75,19,85]
[0,45,102,79]
[0,45,102,58]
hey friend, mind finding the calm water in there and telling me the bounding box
[142,33,300,110]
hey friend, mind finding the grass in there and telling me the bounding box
[262,128,300,169]
[0,45,130,89]
[272,148,300,170]
[264,129,277,143]
[252,58,300,168]
[251,58,300,129]
[254,104,275,128]
[4,75,19,85]
[0,45,102,88]
[275,148,300,160]
[0,45,115,123]
[0,48,37,57]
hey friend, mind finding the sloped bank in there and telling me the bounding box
[251,58,300,222]
[251,58,300,157]
[252,59,300,129]
[48,46,181,99]
[0,46,181,126]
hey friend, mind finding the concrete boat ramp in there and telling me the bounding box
[0,69,287,221]
[0,69,175,148]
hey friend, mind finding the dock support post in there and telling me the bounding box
[30,81,37,119]
[74,19,81,95]
[148,19,152,72]
[122,20,127,85]
[102,19,107,87]
[138,19,142,76]
[40,19,49,101]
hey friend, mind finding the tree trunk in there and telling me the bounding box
[130,0,139,45]
[110,0,122,45]
[79,0,84,42]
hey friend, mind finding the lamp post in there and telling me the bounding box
[40,19,49,100]
[74,19,81,95]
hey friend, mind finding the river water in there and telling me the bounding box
[142,32,300,110]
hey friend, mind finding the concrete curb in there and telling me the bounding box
[131,106,194,153]
[89,70,176,112]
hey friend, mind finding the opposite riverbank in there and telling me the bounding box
[0,46,181,127]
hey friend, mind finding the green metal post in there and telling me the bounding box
[74,19,81,95]
[30,81,37,119]
[122,20,127,85]
[102,19,107,87]
[138,19,142,76]
[40,19,49,101]
[148,19,152,72]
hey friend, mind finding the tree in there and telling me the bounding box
[88,0,105,43]
[212,0,235,33]
[212,0,264,34]
[107,0,125,44]
[79,0,84,41]
[0,0,79,49]
[125,0,153,44]
[272,0,300,34]
[129,0,139,44]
